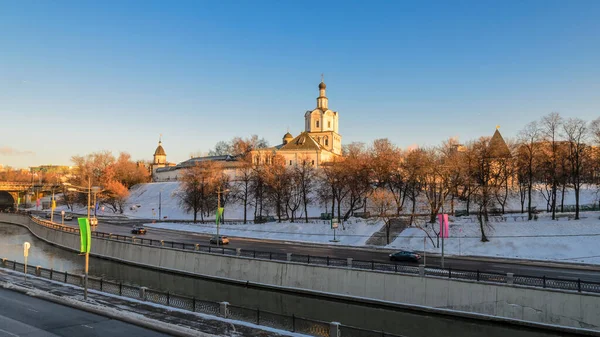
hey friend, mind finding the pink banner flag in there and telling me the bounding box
[36,199,40,207]
[438,213,449,238]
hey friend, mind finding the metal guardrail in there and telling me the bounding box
[19,213,600,295]
[0,259,405,337]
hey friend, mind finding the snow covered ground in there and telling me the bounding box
[123,182,329,220]
[147,218,380,246]
[388,212,600,265]
[35,182,600,265]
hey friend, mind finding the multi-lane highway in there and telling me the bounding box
[0,287,169,337]
[34,211,600,283]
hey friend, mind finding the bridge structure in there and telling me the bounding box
[0,182,62,209]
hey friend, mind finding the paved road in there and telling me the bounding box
[37,212,600,282]
[0,287,170,337]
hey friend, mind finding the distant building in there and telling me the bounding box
[250,78,342,168]
[151,78,344,182]
[150,138,176,181]
[29,165,72,174]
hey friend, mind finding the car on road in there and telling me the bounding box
[63,213,73,221]
[389,250,421,262]
[209,235,230,245]
[45,212,53,219]
[131,226,147,235]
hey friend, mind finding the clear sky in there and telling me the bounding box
[1,1,599,169]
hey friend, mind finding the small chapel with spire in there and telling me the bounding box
[150,135,176,181]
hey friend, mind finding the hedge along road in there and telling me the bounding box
[34,211,600,283]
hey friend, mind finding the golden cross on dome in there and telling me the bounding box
[321,73,324,82]
[159,133,162,142]
[496,125,500,130]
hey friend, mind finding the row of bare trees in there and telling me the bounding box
[188,114,599,241]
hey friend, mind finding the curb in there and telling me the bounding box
[0,281,213,337]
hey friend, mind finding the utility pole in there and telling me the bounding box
[50,188,55,223]
[441,199,445,269]
[217,186,222,247]
[85,177,90,300]
[159,190,162,220]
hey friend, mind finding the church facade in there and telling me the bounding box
[250,79,342,168]
[151,79,343,182]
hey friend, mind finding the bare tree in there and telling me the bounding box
[468,138,497,242]
[541,112,563,219]
[293,156,316,223]
[369,189,395,244]
[341,143,371,221]
[518,121,542,220]
[233,162,253,224]
[369,139,405,214]
[563,118,588,219]
[264,155,290,222]
[402,149,425,225]
[178,162,219,222]
[285,172,303,222]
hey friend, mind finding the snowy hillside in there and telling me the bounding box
[389,212,600,264]
[123,182,331,220]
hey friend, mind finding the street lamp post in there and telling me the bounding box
[63,178,102,300]
[159,190,162,220]
[50,188,55,223]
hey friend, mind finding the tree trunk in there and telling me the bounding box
[386,222,390,245]
[331,187,335,220]
[410,195,416,226]
[243,189,248,224]
[551,182,557,220]
[559,184,565,212]
[477,211,489,242]
[527,180,533,220]
[575,185,580,220]
[466,190,471,214]
[337,197,342,221]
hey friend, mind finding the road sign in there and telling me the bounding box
[61,210,65,215]
[23,242,30,257]
[332,222,339,229]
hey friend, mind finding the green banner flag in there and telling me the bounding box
[77,218,91,253]
[215,207,224,225]
[17,197,20,205]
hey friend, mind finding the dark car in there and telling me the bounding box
[45,212,53,219]
[389,250,421,262]
[131,226,147,235]
[209,235,230,245]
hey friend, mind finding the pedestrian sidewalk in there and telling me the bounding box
[0,268,308,337]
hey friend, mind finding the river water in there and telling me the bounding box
[0,222,583,337]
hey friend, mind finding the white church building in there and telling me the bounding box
[151,79,343,182]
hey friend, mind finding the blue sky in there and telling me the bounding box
[1,1,599,169]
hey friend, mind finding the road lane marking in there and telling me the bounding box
[82,325,94,329]
[26,308,38,313]
[0,328,20,337]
